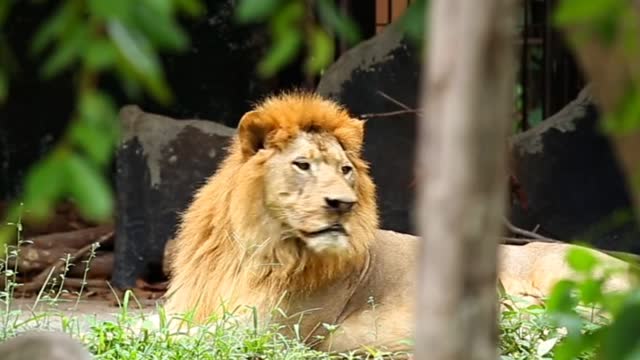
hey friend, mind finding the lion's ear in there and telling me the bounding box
[335,118,366,154]
[238,110,274,157]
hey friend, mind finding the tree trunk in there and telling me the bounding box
[414,1,517,359]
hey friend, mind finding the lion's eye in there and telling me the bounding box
[341,165,353,175]
[293,161,311,171]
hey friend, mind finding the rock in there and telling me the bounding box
[0,331,93,360]
[316,21,640,253]
[509,86,640,253]
[317,23,421,234]
[112,105,235,288]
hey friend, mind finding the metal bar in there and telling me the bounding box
[521,0,529,130]
[543,0,551,119]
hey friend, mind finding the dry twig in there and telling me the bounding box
[377,90,412,110]
[359,90,422,119]
[360,109,420,119]
[502,217,561,243]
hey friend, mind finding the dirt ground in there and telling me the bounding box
[6,296,162,332]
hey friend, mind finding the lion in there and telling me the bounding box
[163,91,634,355]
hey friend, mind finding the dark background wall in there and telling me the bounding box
[0,0,321,200]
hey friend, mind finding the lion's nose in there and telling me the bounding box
[325,197,356,213]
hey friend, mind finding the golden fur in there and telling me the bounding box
[164,91,378,328]
[163,91,634,355]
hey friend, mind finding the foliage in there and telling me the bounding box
[547,2,640,355]
[553,0,640,135]
[233,0,427,78]
[1,1,640,357]
[234,0,357,78]
[499,297,597,360]
[543,245,640,360]
[0,0,205,255]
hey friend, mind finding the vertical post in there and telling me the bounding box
[414,0,518,359]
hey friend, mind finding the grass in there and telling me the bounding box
[0,219,606,359]
[0,289,603,360]
[0,291,393,359]
[0,220,403,359]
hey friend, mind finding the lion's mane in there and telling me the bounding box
[163,91,379,323]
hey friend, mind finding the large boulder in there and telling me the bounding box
[0,331,93,360]
[317,24,421,234]
[316,21,640,253]
[112,106,235,288]
[509,87,640,253]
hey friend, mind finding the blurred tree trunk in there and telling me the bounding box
[556,3,640,224]
[414,1,518,359]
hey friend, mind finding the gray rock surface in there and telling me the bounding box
[0,331,93,360]
[317,24,421,234]
[509,86,640,252]
[113,106,235,288]
[317,20,640,253]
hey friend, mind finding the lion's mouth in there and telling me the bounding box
[298,224,349,253]
[301,224,347,238]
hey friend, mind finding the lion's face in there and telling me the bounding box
[263,131,358,254]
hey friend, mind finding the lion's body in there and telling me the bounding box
[163,91,633,355]
[164,92,379,349]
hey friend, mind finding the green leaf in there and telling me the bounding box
[258,31,302,78]
[79,91,118,127]
[113,62,144,99]
[552,313,584,340]
[64,155,114,221]
[271,0,304,34]
[547,279,579,313]
[235,0,284,23]
[597,302,640,360]
[578,278,603,305]
[398,0,428,45]
[88,0,131,21]
[627,347,640,360]
[133,3,189,51]
[601,291,629,316]
[256,0,305,77]
[175,0,205,17]
[107,20,171,103]
[83,39,118,71]
[107,20,159,77]
[140,0,173,16]
[22,156,68,220]
[566,246,599,273]
[603,87,640,134]
[316,0,361,44]
[305,27,334,75]
[74,91,119,165]
[553,330,600,360]
[41,22,89,78]
[553,0,621,26]
[0,68,7,103]
[69,122,115,167]
[31,1,79,55]
[0,0,15,24]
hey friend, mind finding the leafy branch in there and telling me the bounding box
[233,0,427,78]
[0,0,205,255]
